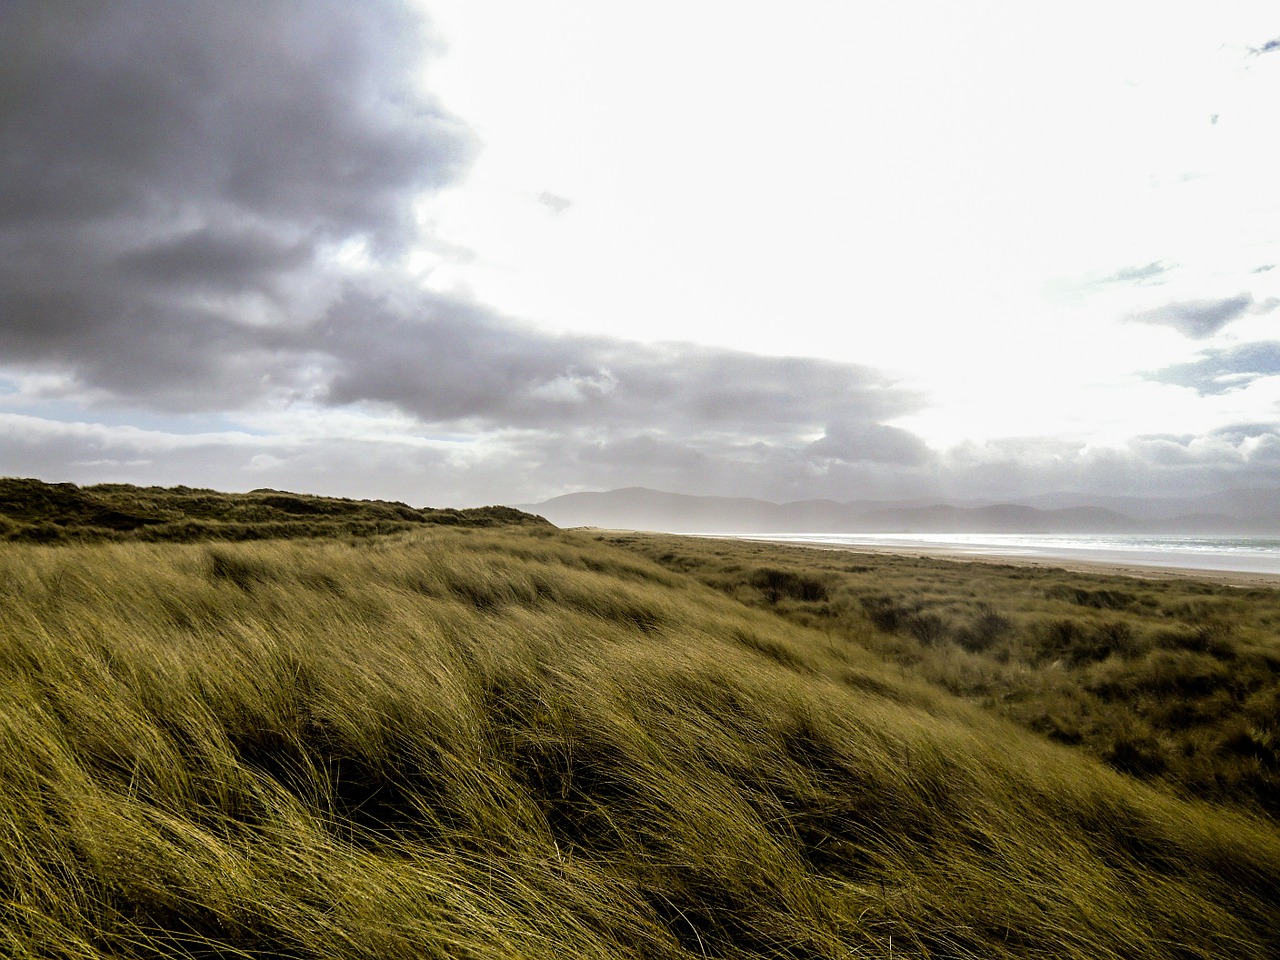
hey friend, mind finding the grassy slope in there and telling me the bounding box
[0,478,547,543]
[606,533,1280,819]
[2,526,1279,959]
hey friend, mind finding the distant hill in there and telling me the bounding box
[518,486,1280,535]
[0,477,550,543]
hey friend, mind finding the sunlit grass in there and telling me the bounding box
[613,532,1280,818]
[2,527,1278,957]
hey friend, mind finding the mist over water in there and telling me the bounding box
[734,534,1280,576]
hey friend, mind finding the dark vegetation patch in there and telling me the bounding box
[1045,584,1147,611]
[748,567,829,604]
[0,477,549,543]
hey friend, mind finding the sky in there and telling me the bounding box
[2,1,1279,508]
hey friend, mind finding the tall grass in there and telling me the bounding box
[2,528,1278,957]
[616,532,1280,818]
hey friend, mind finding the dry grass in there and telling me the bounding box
[1,526,1278,957]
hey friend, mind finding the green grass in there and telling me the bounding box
[3,520,1280,957]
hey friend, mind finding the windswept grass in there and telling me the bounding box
[2,526,1279,958]
[611,533,1280,818]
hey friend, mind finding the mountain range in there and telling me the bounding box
[517,486,1280,535]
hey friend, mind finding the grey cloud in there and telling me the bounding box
[9,405,1280,509]
[1149,341,1280,395]
[0,413,472,505]
[0,1,471,242]
[1102,261,1172,286]
[1254,265,1276,274]
[0,0,928,496]
[1251,38,1280,56]
[1210,421,1280,443]
[0,0,475,407]
[806,420,932,466]
[121,227,314,288]
[1127,294,1277,339]
[581,434,710,472]
[933,433,1280,504]
[316,289,920,436]
[536,192,573,215]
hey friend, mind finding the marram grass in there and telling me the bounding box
[1,527,1278,958]
[611,532,1280,818]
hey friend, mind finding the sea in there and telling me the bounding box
[729,533,1280,577]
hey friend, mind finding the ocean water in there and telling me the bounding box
[737,533,1280,576]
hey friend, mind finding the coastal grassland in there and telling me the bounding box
[607,533,1280,818]
[0,477,546,543]
[2,527,1279,958]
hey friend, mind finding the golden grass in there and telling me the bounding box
[1,527,1278,958]
[611,532,1280,819]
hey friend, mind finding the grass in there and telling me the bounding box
[0,477,548,543]
[2,512,1279,957]
[608,532,1280,819]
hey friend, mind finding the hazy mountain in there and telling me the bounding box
[517,487,1280,535]
[1008,488,1280,522]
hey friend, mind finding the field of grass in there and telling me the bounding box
[3,509,1280,958]
[608,533,1280,820]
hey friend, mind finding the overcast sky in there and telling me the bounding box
[2,1,1279,507]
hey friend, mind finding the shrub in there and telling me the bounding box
[748,567,828,604]
[956,603,1011,652]
[1047,584,1141,610]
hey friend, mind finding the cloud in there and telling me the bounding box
[1250,37,1280,56]
[0,0,937,506]
[7,2,1278,510]
[314,288,920,436]
[1254,265,1275,274]
[1148,341,1280,395]
[0,0,475,407]
[0,1,917,444]
[1042,261,1173,303]
[536,192,573,215]
[1210,421,1280,442]
[1101,261,1173,286]
[1126,294,1278,339]
[806,420,932,466]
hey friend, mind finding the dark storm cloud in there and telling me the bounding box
[0,1,470,240]
[120,227,315,288]
[1149,341,1280,395]
[0,0,475,405]
[1126,294,1277,339]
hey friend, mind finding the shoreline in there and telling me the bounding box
[732,536,1280,590]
